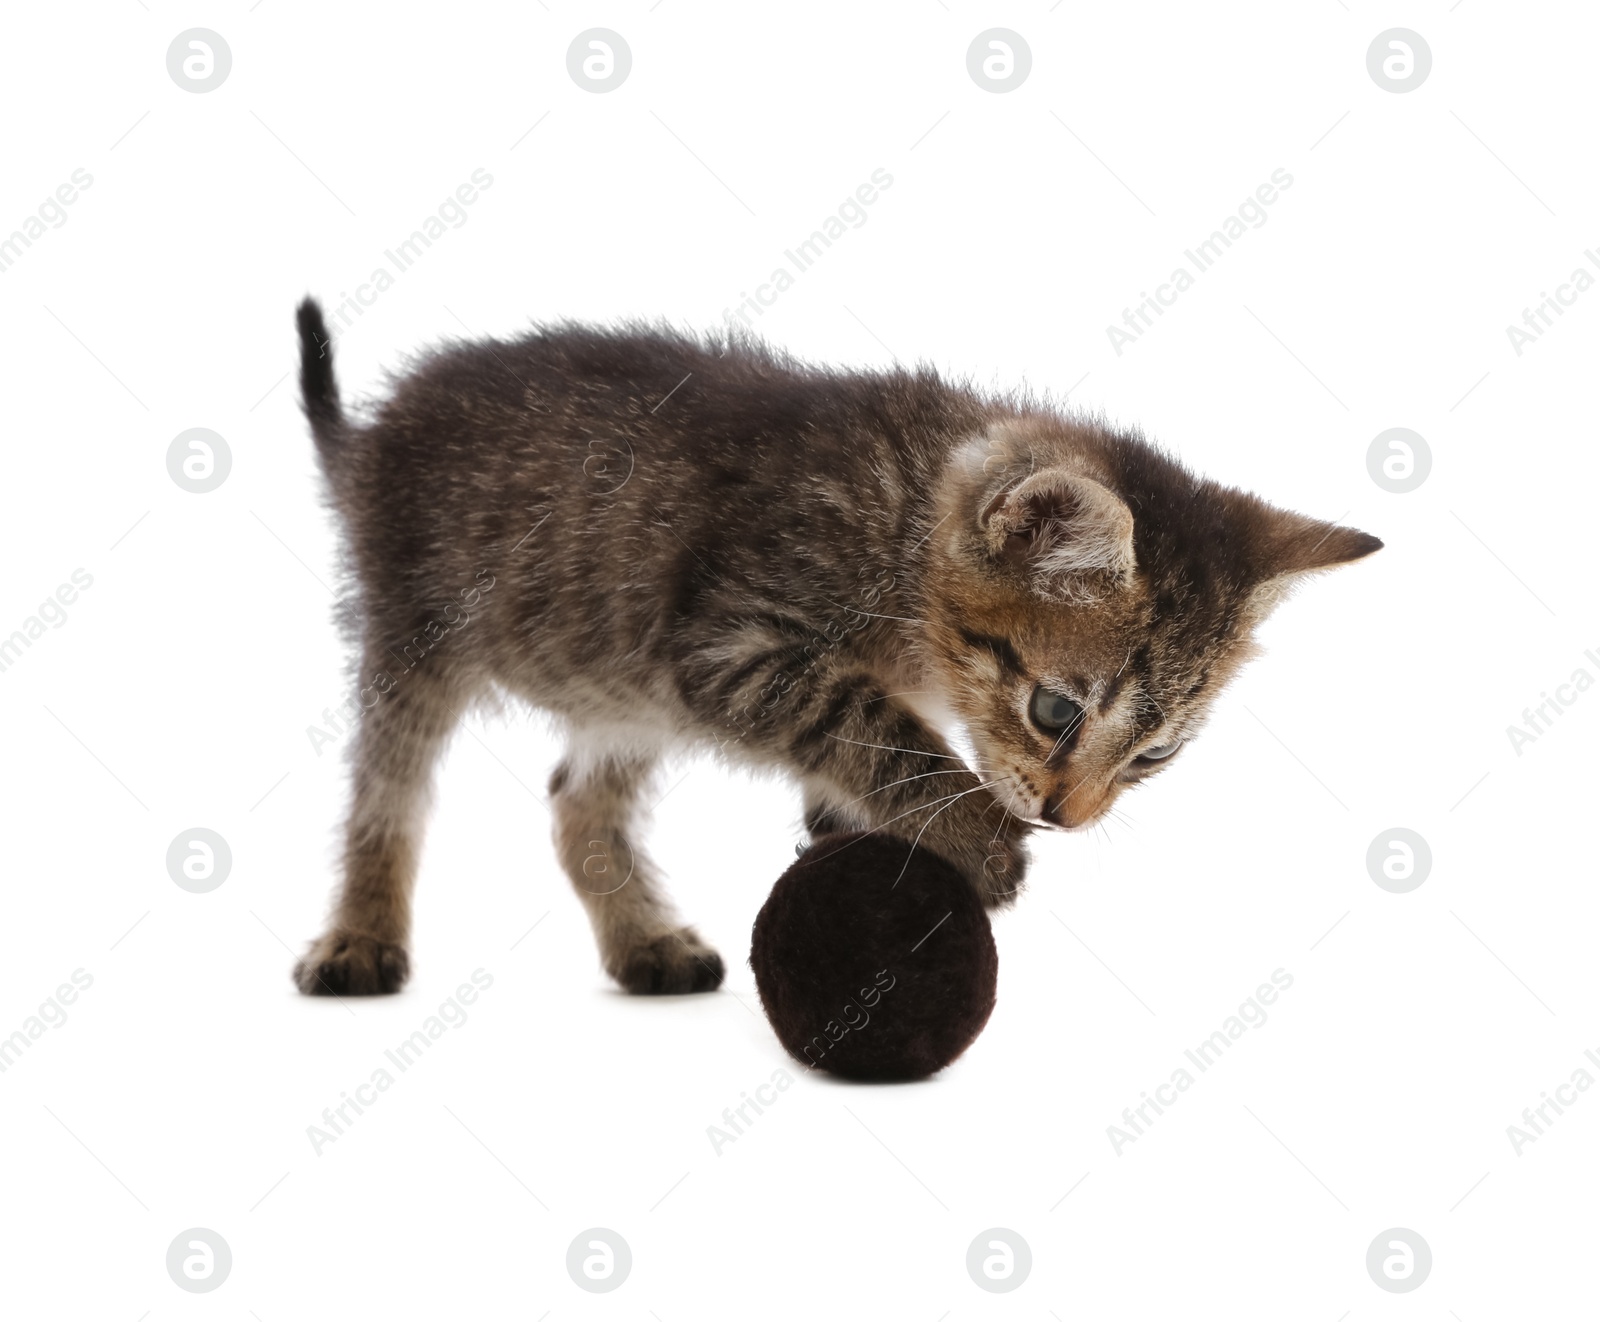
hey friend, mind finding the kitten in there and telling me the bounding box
[290,298,1379,997]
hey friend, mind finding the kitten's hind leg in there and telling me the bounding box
[295,653,469,996]
[549,750,723,994]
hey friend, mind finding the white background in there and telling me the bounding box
[2,2,1596,1317]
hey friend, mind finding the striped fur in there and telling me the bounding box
[289,303,1380,996]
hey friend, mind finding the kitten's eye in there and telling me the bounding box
[1029,686,1083,736]
[1136,740,1182,763]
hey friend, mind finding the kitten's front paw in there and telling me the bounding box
[971,830,1032,907]
[610,929,725,994]
[294,931,410,996]
[923,801,1034,908]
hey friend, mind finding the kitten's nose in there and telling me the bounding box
[1044,783,1110,830]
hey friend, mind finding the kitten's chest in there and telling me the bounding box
[870,643,961,740]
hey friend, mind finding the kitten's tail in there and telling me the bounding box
[295,297,345,461]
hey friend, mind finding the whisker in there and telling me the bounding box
[1047,707,1086,762]
[985,776,1029,839]
[869,783,985,833]
[806,766,1023,868]
[798,755,1029,879]
[1057,757,1105,807]
[823,600,924,626]
[891,782,997,889]
[831,764,1009,811]
[970,773,1028,898]
[823,731,967,761]
[1135,686,1167,723]
[798,785,979,868]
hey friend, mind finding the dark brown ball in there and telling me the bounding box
[750,832,998,1082]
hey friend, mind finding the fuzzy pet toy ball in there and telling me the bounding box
[750,831,999,1082]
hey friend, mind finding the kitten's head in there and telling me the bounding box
[922,417,1380,830]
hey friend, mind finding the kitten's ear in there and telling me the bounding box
[1245,508,1383,618]
[978,468,1136,600]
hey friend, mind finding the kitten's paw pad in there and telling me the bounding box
[294,932,410,997]
[613,930,725,995]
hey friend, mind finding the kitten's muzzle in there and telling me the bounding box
[1038,782,1111,831]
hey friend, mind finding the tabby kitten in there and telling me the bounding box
[290,299,1379,997]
